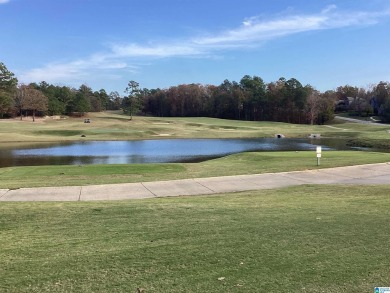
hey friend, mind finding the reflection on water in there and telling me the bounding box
[0,138,352,167]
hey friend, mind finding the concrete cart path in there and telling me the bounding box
[1,163,390,202]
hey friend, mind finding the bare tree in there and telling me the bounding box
[305,88,321,125]
[25,87,48,121]
[14,85,28,120]
[15,85,48,121]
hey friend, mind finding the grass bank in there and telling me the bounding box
[0,112,325,142]
[1,185,389,292]
[1,111,390,143]
[1,151,390,189]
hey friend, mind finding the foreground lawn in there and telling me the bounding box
[1,185,389,292]
[1,151,390,189]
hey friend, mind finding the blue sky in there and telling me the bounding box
[1,0,390,94]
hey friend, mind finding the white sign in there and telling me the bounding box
[316,146,322,166]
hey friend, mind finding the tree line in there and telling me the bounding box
[142,77,335,124]
[1,61,390,123]
[0,62,122,119]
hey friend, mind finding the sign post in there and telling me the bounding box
[316,146,322,166]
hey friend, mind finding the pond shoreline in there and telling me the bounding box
[0,138,351,168]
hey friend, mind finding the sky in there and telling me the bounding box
[1,0,390,94]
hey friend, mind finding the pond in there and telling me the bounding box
[0,138,352,167]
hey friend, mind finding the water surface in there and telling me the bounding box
[0,138,349,167]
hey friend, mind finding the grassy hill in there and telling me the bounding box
[1,111,390,143]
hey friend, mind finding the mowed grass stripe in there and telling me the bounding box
[0,185,389,292]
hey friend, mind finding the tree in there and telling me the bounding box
[97,89,110,111]
[211,80,244,119]
[373,81,390,122]
[123,80,141,120]
[317,90,336,124]
[145,88,170,117]
[373,81,390,120]
[266,78,286,122]
[90,92,103,112]
[0,62,18,117]
[240,75,266,120]
[380,99,390,122]
[66,85,92,115]
[24,87,48,121]
[305,87,321,125]
[55,86,75,115]
[73,92,91,114]
[15,85,48,121]
[108,91,122,110]
[284,78,307,123]
[14,85,28,120]
[335,85,359,101]
[348,88,372,117]
[335,85,359,112]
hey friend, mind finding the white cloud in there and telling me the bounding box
[109,5,390,55]
[321,4,337,14]
[110,43,204,58]
[193,5,390,47]
[0,0,10,4]
[20,5,390,85]
[193,15,326,46]
[19,54,138,85]
[20,60,90,83]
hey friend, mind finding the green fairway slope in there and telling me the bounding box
[1,185,389,292]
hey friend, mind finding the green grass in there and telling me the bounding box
[34,130,85,136]
[347,138,390,149]
[1,111,390,142]
[2,113,390,292]
[1,185,389,292]
[1,151,390,189]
